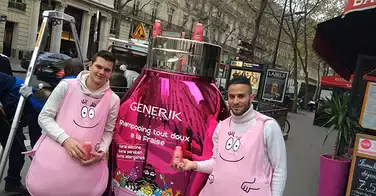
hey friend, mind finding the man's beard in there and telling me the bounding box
[231,98,251,116]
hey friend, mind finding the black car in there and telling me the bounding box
[36,60,129,95]
[35,60,67,87]
[21,51,72,71]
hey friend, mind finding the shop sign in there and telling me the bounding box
[343,0,376,16]
[262,69,289,103]
[231,61,243,67]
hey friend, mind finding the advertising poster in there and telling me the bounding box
[111,75,228,196]
[262,69,289,103]
[346,134,376,196]
[229,69,261,95]
[359,82,376,130]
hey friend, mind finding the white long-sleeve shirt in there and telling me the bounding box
[124,69,140,88]
[196,107,287,196]
[38,71,120,153]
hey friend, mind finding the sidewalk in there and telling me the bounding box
[9,58,25,73]
[284,111,336,196]
[0,111,336,195]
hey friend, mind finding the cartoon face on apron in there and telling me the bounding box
[199,112,272,196]
[25,79,112,196]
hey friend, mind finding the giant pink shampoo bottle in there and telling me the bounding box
[192,23,204,42]
[111,34,229,196]
[152,20,161,37]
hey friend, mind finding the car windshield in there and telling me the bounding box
[52,60,68,69]
[112,48,147,73]
[47,53,62,59]
[40,52,71,60]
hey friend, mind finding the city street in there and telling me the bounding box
[0,0,365,194]
[0,103,336,195]
[0,60,338,195]
[9,58,50,89]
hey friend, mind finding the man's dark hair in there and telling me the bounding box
[64,58,83,76]
[91,50,116,66]
[227,76,252,94]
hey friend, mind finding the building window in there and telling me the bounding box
[110,18,118,34]
[182,14,188,28]
[151,1,159,22]
[133,1,140,16]
[114,0,119,9]
[8,0,26,11]
[167,8,175,29]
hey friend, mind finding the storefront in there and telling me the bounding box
[313,75,353,126]
[312,2,376,196]
[226,61,265,99]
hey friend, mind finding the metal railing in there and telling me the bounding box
[8,1,26,11]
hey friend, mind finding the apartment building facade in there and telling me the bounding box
[0,0,114,60]
[0,0,306,80]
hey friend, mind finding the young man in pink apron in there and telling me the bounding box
[25,50,120,196]
[173,76,287,196]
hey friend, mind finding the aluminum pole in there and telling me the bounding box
[0,17,48,183]
[70,22,83,64]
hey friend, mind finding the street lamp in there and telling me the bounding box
[271,0,305,68]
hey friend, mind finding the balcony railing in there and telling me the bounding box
[8,1,26,11]
[123,5,154,26]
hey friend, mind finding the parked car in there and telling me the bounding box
[36,60,129,94]
[21,51,72,71]
[35,60,68,87]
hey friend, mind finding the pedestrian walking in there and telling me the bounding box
[172,76,287,196]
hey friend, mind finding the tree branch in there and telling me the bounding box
[119,0,133,11]
[139,0,153,12]
[221,27,238,45]
[305,0,321,16]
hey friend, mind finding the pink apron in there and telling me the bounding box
[199,112,272,196]
[25,79,112,196]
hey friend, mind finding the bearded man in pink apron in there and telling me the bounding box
[172,76,287,196]
[25,50,120,196]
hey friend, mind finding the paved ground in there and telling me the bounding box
[0,110,336,195]
[0,62,338,196]
[9,58,24,73]
[284,111,335,196]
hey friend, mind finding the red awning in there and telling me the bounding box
[343,0,376,16]
[321,75,354,89]
[313,8,376,81]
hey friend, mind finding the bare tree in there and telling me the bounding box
[267,0,322,113]
[112,0,153,38]
[244,0,269,60]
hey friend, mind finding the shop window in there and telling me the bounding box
[8,0,26,11]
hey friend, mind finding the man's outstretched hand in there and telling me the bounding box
[171,158,198,171]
